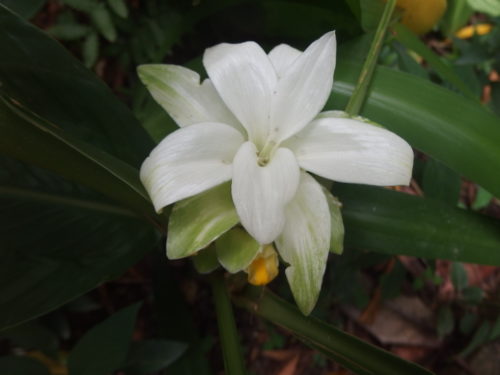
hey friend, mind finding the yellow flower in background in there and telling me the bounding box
[396,0,447,35]
[455,23,493,39]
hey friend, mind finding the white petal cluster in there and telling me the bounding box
[139,31,414,314]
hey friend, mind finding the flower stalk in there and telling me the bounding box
[345,0,397,116]
[210,271,247,375]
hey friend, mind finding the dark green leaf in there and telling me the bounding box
[0,157,158,330]
[0,0,45,18]
[0,356,50,375]
[236,288,433,375]
[0,98,153,215]
[333,184,500,266]
[68,303,141,375]
[451,262,468,292]
[0,320,58,357]
[460,321,491,357]
[461,286,484,304]
[459,313,478,335]
[441,0,473,36]
[489,316,500,340]
[422,158,461,206]
[82,31,99,68]
[437,306,455,337]
[61,0,98,13]
[0,5,153,167]
[329,61,500,199]
[107,0,127,18]
[359,0,384,31]
[392,23,477,100]
[90,4,116,42]
[48,23,89,40]
[121,340,187,375]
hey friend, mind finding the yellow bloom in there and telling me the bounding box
[455,23,493,39]
[246,245,279,286]
[396,0,447,35]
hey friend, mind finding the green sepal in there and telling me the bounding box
[216,227,261,273]
[323,187,345,255]
[167,182,239,259]
[192,245,220,274]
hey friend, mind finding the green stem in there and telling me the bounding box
[345,0,397,116]
[234,287,433,375]
[210,272,247,375]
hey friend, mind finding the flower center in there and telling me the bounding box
[257,140,277,167]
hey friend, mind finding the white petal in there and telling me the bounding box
[137,64,242,131]
[268,44,301,78]
[231,142,300,244]
[276,172,331,315]
[284,112,414,186]
[203,42,277,148]
[141,123,244,212]
[270,31,336,143]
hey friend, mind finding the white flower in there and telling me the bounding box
[139,31,413,314]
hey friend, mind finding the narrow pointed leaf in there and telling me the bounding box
[236,287,433,375]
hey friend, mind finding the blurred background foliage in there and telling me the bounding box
[0,0,500,374]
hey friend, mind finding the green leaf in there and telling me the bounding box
[167,183,239,259]
[121,340,187,375]
[0,5,153,167]
[48,23,90,40]
[192,245,220,274]
[422,158,461,206]
[329,60,500,199]
[0,356,50,375]
[460,321,491,357]
[236,287,433,375]
[472,186,493,209]
[324,188,344,255]
[216,227,260,273]
[467,0,500,16]
[437,306,455,337]
[451,262,468,292]
[0,97,153,216]
[441,0,473,35]
[68,303,141,375]
[107,0,127,18]
[359,0,384,31]
[1,320,58,357]
[461,286,484,304]
[61,0,98,13]
[90,3,116,42]
[489,316,500,341]
[0,0,46,18]
[82,31,99,68]
[459,313,477,335]
[333,184,500,266]
[0,157,158,330]
[392,23,477,100]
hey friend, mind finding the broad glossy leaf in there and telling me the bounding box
[0,0,45,19]
[68,303,141,375]
[333,184,500,265]
[421,159,461,206]
[0,5,153,167]
[329,60,500,199]
[0,98,154,216]
[0,157,158,330]
[237,287,433,375]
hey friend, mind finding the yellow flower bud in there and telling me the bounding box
[246,244,279,286]
[396,0,447,35]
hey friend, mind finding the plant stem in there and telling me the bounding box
[210,272,247,375]
[345,0,397,116]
